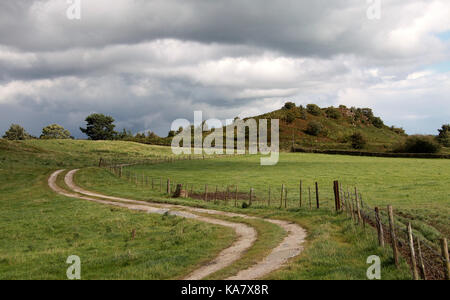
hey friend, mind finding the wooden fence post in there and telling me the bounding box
[280,184,285,208]
[374,207,385,248]
[416,238,427,280]
[204,184,208,202]
[407,223,419,280]
[315,182,319,209]
[160,178,162,192]
[441,238,450,280]
[388,205,400,268]
[235,185,238,207]
[119,166,123,178]
[250,188,253,206]
[268,186,271,207]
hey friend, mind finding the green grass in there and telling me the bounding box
[0,140,235,279]
[74,167,413,280]
[123,153,450,243]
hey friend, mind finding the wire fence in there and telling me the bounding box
[339,184,449,281]
[99,156,450,281]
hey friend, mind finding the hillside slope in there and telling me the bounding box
[251,104,407,151]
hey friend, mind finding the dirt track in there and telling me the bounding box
[48,169,306,280]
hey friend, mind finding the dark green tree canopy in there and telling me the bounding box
[40,124,72,139]
[80,114,117,140]
[3,124,31,140]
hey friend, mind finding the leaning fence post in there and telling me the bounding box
[374,207,385,248]
[441,238,450,280]
[416,238,427,280]
[407,223,419,280]
[388,205,400,268]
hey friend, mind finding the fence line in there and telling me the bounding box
[100,157,449,281]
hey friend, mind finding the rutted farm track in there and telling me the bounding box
[48,169,307,280]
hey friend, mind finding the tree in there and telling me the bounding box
[349,132,367,149]
[437,124,450,146]
[40,124,72,139]
[80,114,117,140]
[305,121,323,136]
[3,124,31,140]
[283,102,296,110]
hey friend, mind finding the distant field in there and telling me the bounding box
[124,153,450,241]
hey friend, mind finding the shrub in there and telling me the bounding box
[349,132,367,149]
[305,121,323,136]
[3,124,31,140]
[395,135,441,154]
[325,107,341,119]
[372,117,384,128]
[283,102,296,110]
[40,124,72,139]
[306,104,322,116]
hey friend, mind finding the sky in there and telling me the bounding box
[0,0,449,138]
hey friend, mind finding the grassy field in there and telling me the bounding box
[74,167,412,280]
[0,139,235,279]
[122,153,450,241]
[2,139,443,279]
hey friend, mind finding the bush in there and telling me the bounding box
[305,121,323,136]
[372,117,384,128]
[349,132,367,149]
[40,124,72,139]
[3,124,31,140]
[283,102,296,110]
[395,135,441,154]
[306,104,322,116]
[325,107,341,119]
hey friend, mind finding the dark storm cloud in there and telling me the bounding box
[0,0,449,137]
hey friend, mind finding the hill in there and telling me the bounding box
[250,103,407,152]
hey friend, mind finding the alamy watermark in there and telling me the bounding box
[66,255,81,280]
[366,255,381,280]
[170,111,279,166]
